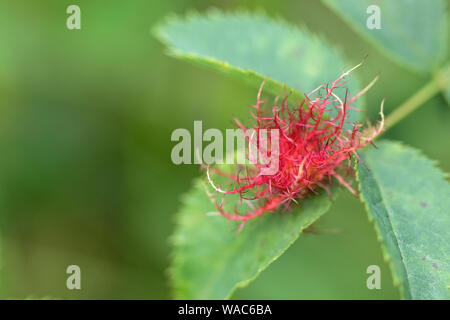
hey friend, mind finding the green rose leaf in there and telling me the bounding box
[170,178,333,299]
[155,10,364,124]
[322,0,449,73]
[357,140,450,299]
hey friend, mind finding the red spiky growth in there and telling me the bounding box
[205,62,384,226]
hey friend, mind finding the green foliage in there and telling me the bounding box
[170,178,333,299]
[155,10,363,123]
[322,0,450,112]
[322,0,449,73]
[157,11,369,299]
[357,140,450,299]
[158,9,450,300]
[0,0,448,300]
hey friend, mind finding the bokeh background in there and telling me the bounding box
[0,0,448,299]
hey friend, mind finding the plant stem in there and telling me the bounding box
[383,65,449,132]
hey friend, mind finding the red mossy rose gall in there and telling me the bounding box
[205,62,384,224]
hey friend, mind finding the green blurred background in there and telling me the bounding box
[0,0,448,299]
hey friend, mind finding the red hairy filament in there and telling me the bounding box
[205,63,384,223]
